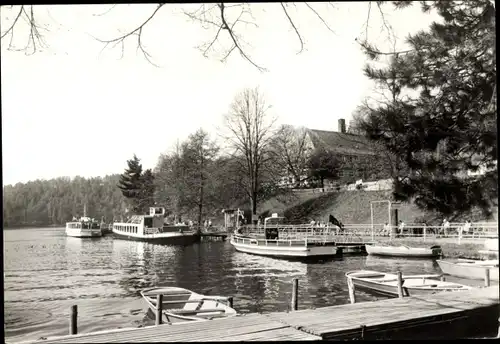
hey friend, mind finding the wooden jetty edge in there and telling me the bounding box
[15,286,499,343]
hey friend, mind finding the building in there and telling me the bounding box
[278,119,392,187]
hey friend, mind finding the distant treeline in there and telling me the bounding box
[3,175,126,228]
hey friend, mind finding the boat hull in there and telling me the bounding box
[65,228,102,238]
[437,260,499,281]
[230,237,341,261]
[112,231,200,245]
[366,244,441,258]
[346,270,471,297]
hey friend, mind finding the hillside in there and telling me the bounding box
[260,190,497,225]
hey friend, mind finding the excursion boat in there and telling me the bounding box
[112,207,200,245]
[437,259,499,281]
[365,244,442,258]
[65,205,102,238]
[346,270,472,297]
[230,214,341,260]
[141,286,237,323]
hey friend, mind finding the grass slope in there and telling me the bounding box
[263,190,497,225]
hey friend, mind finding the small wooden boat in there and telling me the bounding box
[365,244,442,258]
[140,287,237,324]
[345,270,472,297]
[437,259,499,281]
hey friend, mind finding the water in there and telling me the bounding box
[4,227,448,342]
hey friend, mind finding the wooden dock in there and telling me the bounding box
[18,286,498,343]
[199,231,228,241]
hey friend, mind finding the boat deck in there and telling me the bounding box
[19,286,499,343]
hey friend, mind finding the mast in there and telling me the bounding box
[83,203,87,218]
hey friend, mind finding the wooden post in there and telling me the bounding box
[69,305,77,335]
[484,268,491,287]
[227,296,234,309]
[155,294,163,326]
[291,278,299,311]
[396,271,405,298]
[347,277,356,304]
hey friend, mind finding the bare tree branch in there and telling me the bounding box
[280,2,304,54]
[1,6,23,40]
[304,2,337,35]
[94,4,165,67]
[92,4,118,17]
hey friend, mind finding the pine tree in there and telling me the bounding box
[117,154,144,213]
[358,0,497,217]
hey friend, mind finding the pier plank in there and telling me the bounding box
[21,286,498,343]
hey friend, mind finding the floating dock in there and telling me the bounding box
[18,286,498,343]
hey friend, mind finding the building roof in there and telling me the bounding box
[306,129,376,156]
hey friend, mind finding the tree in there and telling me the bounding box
[181,129,220,227]
[358,0,497,217]
[117,154,144,214]
[307,148,342,189]
[138,169,155,212]
[1,3,394,72]
[270,125,310,187]
[154,141,186,217]
[222,87,277,219]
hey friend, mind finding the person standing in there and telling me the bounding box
[442,218,450,237]
[383,222,390,237]
[463,220,471,237]
[398,220,406,236]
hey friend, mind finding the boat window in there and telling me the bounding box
[144,217,153,228]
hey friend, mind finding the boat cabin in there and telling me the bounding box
[264,213,285,240]
[114,207,189,235]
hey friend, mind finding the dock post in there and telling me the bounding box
[396,271,405,298]
[291,278,299,311]
[484,268,491,287]
[347,277,356,304]
[69,305,77,335]
[155,294,163,326]
[227,296,234,309]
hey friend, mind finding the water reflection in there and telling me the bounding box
[5,228,461,343]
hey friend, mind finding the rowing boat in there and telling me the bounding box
[345,270,472,297]
[365,244,442,258]
[140,286,237,324]
[437,259,499,281]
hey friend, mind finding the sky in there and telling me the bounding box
[1,3,439,186]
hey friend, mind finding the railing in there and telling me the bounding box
[238,222,498,243]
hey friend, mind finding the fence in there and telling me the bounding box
[237,222,498,243]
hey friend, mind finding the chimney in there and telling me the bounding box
[338,118,346,133]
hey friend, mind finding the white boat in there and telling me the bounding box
[140,286,237,323]
[65,205,102,238]
[366,244,442,258]
[437,259,499,281]
[346,270,473,297]
[230,214,341,260]
[112,207,200,245]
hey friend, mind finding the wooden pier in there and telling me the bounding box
[199,231,228,241]
[19,286,499,343]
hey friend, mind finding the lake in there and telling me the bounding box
[4,227,445,342]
